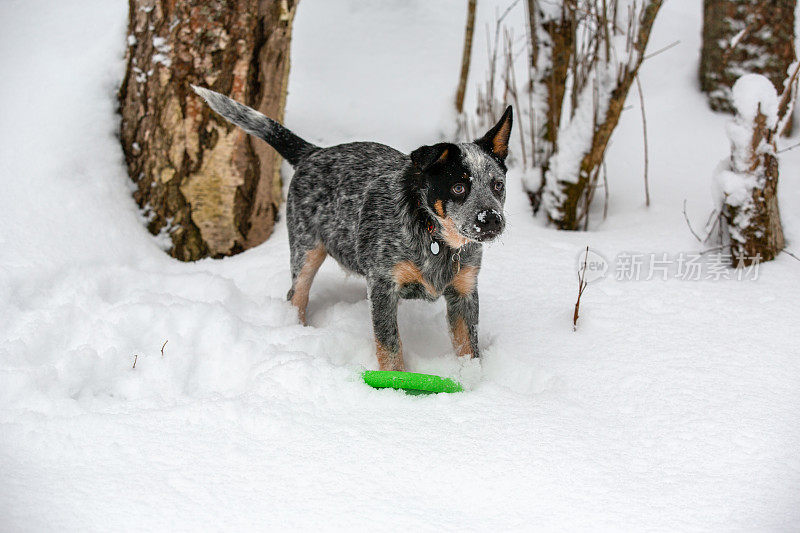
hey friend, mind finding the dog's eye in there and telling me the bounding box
[493,181,505,192]
[451,183,466,196]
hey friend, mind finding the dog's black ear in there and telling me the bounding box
[410,143,455,172]
[475,105,513,160]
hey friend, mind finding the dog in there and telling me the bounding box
[193,86,511,371]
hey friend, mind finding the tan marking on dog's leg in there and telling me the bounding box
[376,340,405,371]
[450,317,472,358]
[392,260,437,296]
[290,244,327,325]
[451,265,479,295]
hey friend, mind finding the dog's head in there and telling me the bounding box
[411,106,512,247]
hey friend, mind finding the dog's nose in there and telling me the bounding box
[476,210,502,234]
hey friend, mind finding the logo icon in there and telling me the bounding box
[577,248,609,283]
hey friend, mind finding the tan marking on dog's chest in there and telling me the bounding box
[439,216,471,248]
[432,200,471,249]
[451,265,478,295]
[393,260,437,296]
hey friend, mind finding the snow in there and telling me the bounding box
[729,28,748,50]
[2,0,800,531]
[715,167,754,208]
[731,73,779,129]
[152,35,172,68]
[727,74,779,169]
[538,3,563,23]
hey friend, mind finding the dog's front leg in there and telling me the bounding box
[368,278,405,371]
[444,284,480,359]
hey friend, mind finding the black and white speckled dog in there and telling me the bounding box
[193,86,511,371]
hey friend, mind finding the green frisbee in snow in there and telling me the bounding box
[363,370,463,395]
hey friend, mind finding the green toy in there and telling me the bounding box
[363,370,463,395]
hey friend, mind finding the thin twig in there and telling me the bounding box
[161,339,168,357]
[497,0,521,25]
[635,74,650,206]
[683,200,703,242]
[703,208,719,231]
[643,39,680,61]
[704,211,722,245]
[776,141,800,154]
[698,245,726,256]
[503,27,527,168]
[132,354,138,369]
[573,246,589,332]
[777,61,800,131]
[782,249,800,262]
[602,160,609,220]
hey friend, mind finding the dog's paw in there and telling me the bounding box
[456,355,482,390]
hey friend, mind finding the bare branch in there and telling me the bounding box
[777,61,800,127]
[573,246,590,332]
[643,39,680,61]
[776,141,800,154]
[602,161,609,221]
[781,249,800,262]
[683,200,704,242]
[635,74,650,206]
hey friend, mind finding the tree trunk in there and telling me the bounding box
[722,111,785,264]
[525,6,574,214]
[718,74,788,265]
[700,0,796,120]
[455,0,477,114]
[118,0,298,261]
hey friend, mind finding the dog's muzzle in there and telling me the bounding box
[474,210,503,241]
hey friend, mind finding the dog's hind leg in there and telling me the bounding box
[445,266,481,358]
[367,278,405,371]
[287,243,327,326]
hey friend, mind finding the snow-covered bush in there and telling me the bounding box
[535,0,663,230]
[466,1,663,230]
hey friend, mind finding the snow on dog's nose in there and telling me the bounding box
[475,209,503,240]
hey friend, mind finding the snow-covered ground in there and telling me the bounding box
[2,0,800,530]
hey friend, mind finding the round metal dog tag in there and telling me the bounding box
[430,241,440,255]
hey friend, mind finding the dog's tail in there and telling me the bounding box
[191,85,319,166]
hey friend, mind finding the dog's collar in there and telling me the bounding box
[418,203,462,270]
[426,221,440,255]
[417,199,441,255]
